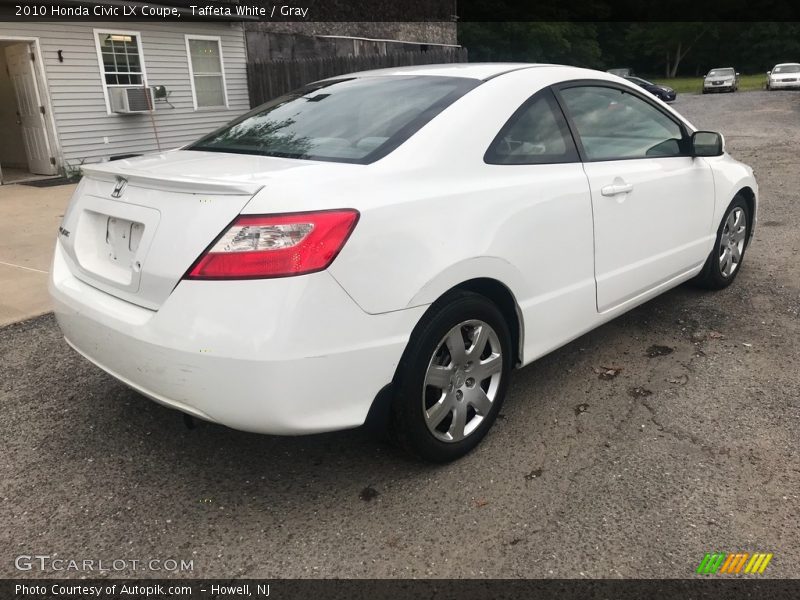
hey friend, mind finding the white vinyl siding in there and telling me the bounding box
[186,35,228,109]
[0,21,249,168]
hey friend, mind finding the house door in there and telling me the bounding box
[5,43,56,175]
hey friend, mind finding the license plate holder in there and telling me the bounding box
[106,216,144,265]
[71,196,160,292]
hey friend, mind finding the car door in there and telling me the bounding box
[555,83,715,313]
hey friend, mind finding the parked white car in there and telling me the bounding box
[766,63,800,90]
[50,64,758,462]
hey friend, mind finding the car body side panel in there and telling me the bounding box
[242,67,743,367]
[329,163,597,364]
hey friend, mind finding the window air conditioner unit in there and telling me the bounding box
[109,86,154,114]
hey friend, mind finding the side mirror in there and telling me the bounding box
[692,131,724,157]
[736,72,740,76]
[767,70,771,75]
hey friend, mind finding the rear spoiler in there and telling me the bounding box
[82,163,263,197]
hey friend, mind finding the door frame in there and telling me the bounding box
[549,78,695,164]
[0,35,61,179]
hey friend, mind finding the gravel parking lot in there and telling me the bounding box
[2,91,799,579]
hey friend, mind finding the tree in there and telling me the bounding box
[458,21,800,78]
[625,23,713,78]
[459,22,602,68]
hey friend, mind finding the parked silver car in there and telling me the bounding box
[703,68,739,93]
[766,63,800,90]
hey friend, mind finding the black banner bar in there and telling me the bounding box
[3,1,452,22]
[3,0,800,22]
[5,579,800,600]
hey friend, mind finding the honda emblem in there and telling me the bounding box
[111,177,127,198]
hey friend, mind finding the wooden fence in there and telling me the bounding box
[246,47,468,106]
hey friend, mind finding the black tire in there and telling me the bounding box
[693,195,751,290]
[390,290,513,462]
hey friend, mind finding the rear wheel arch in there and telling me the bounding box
[362,278,524,440]
[406,260,528,365]
[406,278,523,368]
[449,278,523,368]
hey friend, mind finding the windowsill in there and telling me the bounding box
[193,106,231,112]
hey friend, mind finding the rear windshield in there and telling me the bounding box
[190,75,479,164]
[773,65,800,73]
[708,69,734,77]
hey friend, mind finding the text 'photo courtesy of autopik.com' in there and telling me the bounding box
[1,0,800,599]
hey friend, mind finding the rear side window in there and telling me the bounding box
[189,75,479,164]
[558,86,686,161]
[485,89,578,165]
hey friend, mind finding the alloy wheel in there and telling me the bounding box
[719,207,747,278]
[422,320,503,443]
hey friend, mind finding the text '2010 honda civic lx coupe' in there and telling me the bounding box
[50,64,757,462]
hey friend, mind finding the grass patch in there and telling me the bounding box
[641,73,767,94]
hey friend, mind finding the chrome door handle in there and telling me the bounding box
[601,182,633,196]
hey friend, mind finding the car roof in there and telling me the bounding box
[320,62,557,82]
[774,62,800,67]
[315,63,669,100]
[709,67,735,70]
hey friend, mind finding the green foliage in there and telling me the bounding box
[62,161,84,182]
[623,23,709,77]
[459,22,602,68]
[459,22,800,78]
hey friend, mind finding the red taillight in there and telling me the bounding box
[186,209,359,279]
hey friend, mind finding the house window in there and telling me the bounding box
[186,36,228,109]
[96,31,144,85]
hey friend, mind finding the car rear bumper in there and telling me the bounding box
[50,240,425,435]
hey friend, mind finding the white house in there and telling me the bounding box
[0,20,250,184]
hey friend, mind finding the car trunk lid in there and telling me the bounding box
[57,153,270,310]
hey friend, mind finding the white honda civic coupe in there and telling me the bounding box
[50,64,757,462]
